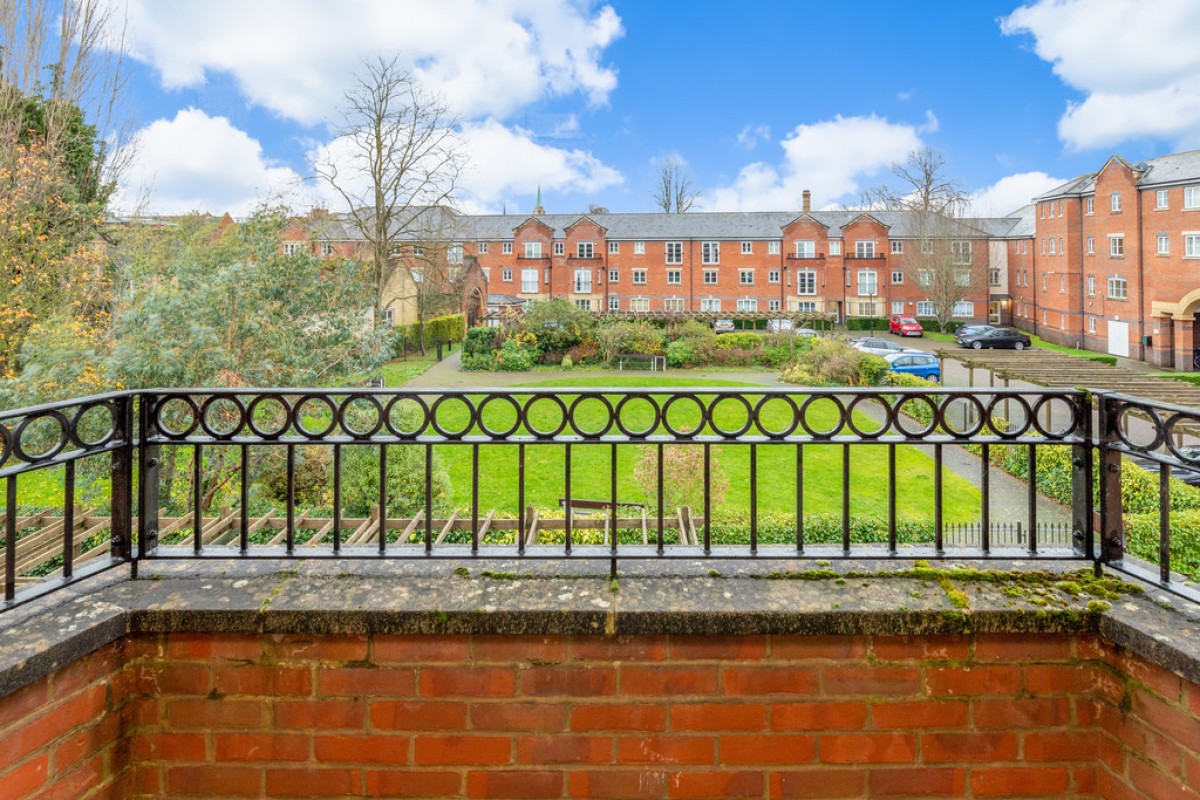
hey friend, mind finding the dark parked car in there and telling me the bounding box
[1131,447,1200,487]
[954,324,995,345]
[958,327,1032,350]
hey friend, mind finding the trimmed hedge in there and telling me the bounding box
[392,313,467,355]
[845,317,889,331]
[915,318,966,333]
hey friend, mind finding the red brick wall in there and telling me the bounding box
[0,640,134,799]
[2,632,1198,799]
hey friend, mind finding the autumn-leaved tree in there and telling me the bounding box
[315,56,465,337]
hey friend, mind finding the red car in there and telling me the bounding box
[889,315,924,337]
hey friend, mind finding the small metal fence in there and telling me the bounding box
[2,386,1198,610]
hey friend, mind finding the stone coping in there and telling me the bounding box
[2,556,1199,699]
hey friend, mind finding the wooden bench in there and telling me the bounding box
[558,498,645,517]
[617,354,666,371]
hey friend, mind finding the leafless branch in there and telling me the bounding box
[651,157,700,213]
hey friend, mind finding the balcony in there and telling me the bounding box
[845,253,886,260]
[785,253,826,261]
[2,386,1199,798]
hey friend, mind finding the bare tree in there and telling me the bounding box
[651,157,700,213]
[0,0,133,194]
[859,146,965,215]
[859,147,990,329]
[905,212,994,333]
[315,57,465,333]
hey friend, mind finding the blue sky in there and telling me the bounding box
[106,0,1200,218]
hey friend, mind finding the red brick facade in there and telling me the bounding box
[3,632,1199,799]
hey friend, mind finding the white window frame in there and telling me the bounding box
[768,299,781,312]
[891,301,905,315]
[521,268,538,293]
[1089,316,1096,334]
[1110,235,1125,257]
[321,242,335,256]
[1156,189,1169,209]
[632,269,647,285]
[794,240,815,259]
[857,269,877,296]
[794,301,817,312]
[737,298,758,312]
[741,241,753,254]
[890,240,903,254]
[1087,275,1095,296]
[989,267,1001,286]
[477,241,488,254]
[634,241,645,255]
[630,297,650,313]
[952,240,972,264]
[700,298,721,312]
[665,242,683,264]
[1049,237,1056,255]
[524,242,543,258]
[502,241,512,255]
[739,269,755,286]
[502,268,512,282]
[1086,196,1094,215]
[283,242,305,256]
[952,301,974,318]
[1087,235,1095,255]
[855,240,876,258]
[796,269,816,295]
[891,271,904,284]
[1186,186,1200,210]
[768,269,781,284]
[448,244,463,264]
[664,297,684,312]
[609,296,620,311]
[573,268,592,294]
[1158,234,1170,255]
[577,241,594,259]
[768,241,781,255]
[703,269,718,285]
[574,299,592,310]
[916,301,934,317]
[701,241,720,264]
[1185,233,1200,258]
[667,269,682,285]
[554,241,565,256]
[1111,191,1122,212]
[1107,276,1128,300]
[609,269,619,283]
[609,241,619,254]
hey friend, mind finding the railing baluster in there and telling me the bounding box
[935,444,944,556]
[424,443,433,555]
[63,461,75,580]
[378,444,387,555]
[1027,444,1038,555]
[795,444,804,554]
[656,442,664,556]
[5,476,16,602]
[518,443,526,556]
[192,444,202,556]
[703,443,711,556]
[286,443,296,556]
[981,443,991,556]
[332,444,342,555]
[841,443,850,556]
[750,443,758,556]
[565,443,572,555]
[610,443,619,570]
[472,443,480,555]
[887,443,896,556]
[1160,463,1171,585]
[240,445,249,556]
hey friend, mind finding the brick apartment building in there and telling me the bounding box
[1022,150,1200,369]
[281,148,1200,369]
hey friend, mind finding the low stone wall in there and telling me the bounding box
[1,560,1198,798]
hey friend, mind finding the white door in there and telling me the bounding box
[1108,320,1129,357]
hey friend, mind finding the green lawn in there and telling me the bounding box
[1149,372,1200,386]
[432,376,980,524]
[381,354,440,387]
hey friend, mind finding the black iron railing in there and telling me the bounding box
[2,387,1198,610]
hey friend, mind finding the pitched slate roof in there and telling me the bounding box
[1138,149,1200,186]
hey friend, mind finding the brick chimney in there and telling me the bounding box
[802,190,811,213]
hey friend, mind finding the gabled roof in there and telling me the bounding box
[1137,148,1200,187]
[782,213,829,230]
[564,215,608,233]
[1034,172,1096,201]
[840,212,891,230]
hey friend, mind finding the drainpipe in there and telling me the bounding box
[1136,185,1146,362]
[1077,195,1085,348]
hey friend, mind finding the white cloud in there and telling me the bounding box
[110,108,307,215]
[736,123,771,150]
[918,110,939,134]
[967,171,1066,217]
[306,117,623,214]
[123,0,623,126]
[1002,0,1200,150]
[707,114,924,211]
